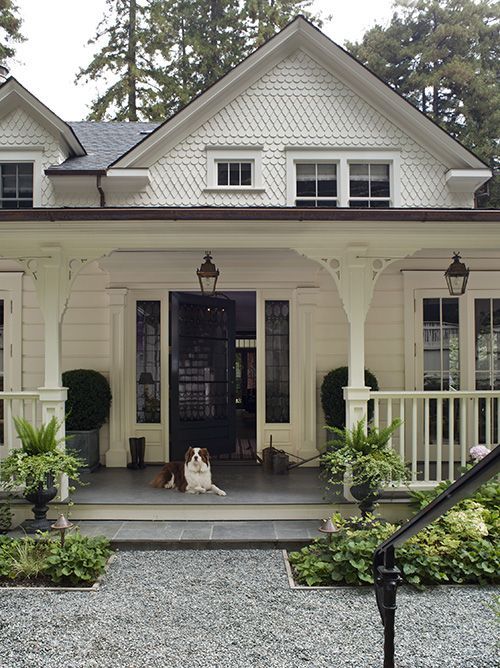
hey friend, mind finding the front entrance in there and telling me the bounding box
[170,292,236,460]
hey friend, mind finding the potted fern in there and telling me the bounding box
[0,416,83,532]
[321,418,409,517]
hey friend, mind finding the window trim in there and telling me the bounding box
[286,149,400,207]
[205,147,264,191]
[0,149,42,207]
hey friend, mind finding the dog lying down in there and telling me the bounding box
[150,446,226,496]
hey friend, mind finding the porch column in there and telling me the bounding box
[106,288,129,467]
[296,287,320,459]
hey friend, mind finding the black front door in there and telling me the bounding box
[170,292,236,460]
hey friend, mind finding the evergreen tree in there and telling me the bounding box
[346,0,500,207]
[243,0,322,45]
[0,0,24,63]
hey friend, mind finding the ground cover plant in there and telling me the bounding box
[289,477,499,588]
[0,532,112,587]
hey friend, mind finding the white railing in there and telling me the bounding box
[0,391,42,454]
[370,390,500,487]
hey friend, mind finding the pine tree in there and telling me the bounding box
[243,0,321,46]
[0,0,24,63]
[346,0,500,207]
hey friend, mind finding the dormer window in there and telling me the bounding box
[349,163,390,208]
[0,162,33,209]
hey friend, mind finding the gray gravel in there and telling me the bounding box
[0,549,498,668]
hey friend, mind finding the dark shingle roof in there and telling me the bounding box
[48,121,160,171]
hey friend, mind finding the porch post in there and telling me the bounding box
[296,287,320,459]
[106,288,129,467]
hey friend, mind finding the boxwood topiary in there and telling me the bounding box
[62,369,112,431]
[320,366,378,429]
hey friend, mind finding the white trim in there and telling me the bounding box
[0,149,42,207]
[286,149,400,207]
[446,169,491,193]
[205,147,263,190]
[0,272,22,393]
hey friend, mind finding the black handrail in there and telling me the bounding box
[373,446,500,668]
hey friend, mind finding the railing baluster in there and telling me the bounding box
[411,398,417,482]
[374,397,379,429]
[473,398,479,445]
[5,399,13,451]
[436,398,443,482]
[399,398,405,461]
[448,398,455,481]
[460,398,467,468]
[424,397,430,483]
[485,397,492,446]
[387,399,393,449]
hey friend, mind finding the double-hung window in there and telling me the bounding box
[0,163,34,209]
[295,163,337,207]
[349,163,391,208]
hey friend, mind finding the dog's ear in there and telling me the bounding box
[200,448,209,463]
[185,447,193,463]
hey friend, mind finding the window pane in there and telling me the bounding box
[295,199,317,207]
[423,297,459,391]
[240,162,252,186]
[316,199,338,208]
[217,162,228,186]
[369,199,391,208]
[475,299,490,376]
[136,301,161,424]
[350,163,369,197]
[296,163,316,197]
[265,300,289,423]
[349,200,369,208]
[370,164,390,197]
[317,163,336,197]
[229,162,240,186]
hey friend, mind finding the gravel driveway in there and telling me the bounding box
[0,549,498,668]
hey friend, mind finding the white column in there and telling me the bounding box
[296,287,320,460]
[106,288,129,467]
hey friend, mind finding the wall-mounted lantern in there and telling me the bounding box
[444,252,470,296]
[196,251,220,296]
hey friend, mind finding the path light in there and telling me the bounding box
[51,513,73,547]
[196,251,219,296]
[445,252,469,296]
[318,517,339,544]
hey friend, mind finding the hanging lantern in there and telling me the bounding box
[444,252,470,296]
[196,251,219,296]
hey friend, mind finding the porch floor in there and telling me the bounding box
[73,464,337,505]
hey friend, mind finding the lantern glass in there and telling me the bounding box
[444,253,469,296]
[196,252,219,296]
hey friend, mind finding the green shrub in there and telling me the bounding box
[321,367,378,429]
[43,533,112,585]
[289,503,500,588]
[63,369,112,431]
[0,533,113,585]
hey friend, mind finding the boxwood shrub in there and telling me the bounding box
[321,367,379,429]
[63,369,112,431]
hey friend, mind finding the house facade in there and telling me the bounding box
[0,17,498,500]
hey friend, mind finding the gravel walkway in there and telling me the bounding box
[0,550,498,668]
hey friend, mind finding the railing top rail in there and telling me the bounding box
[371,390,500,398]
[0,391,40,399]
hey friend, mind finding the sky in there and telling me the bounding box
[11,0,395,121]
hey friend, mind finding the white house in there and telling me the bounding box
[0,17,498,519]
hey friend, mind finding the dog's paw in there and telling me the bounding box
[216,489,227,497]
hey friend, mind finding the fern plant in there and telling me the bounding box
[321,418,409,490]
[13,416,65,455]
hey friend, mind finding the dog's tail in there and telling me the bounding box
[150,466,170,488]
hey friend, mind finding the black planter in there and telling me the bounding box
[350,482,382,517]
[67,429,100,472]
[23,476,58,532]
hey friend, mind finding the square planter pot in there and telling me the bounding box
[67,429,100,472]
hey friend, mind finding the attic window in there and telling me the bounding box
[217,161,252,187]
[0,163,33,209]
[205,147,264,191]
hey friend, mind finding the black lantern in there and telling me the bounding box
[444,252,470,296]
[196,252,219,296]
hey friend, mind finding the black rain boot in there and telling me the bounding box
[127,438,140,470]
[137,437,146,469]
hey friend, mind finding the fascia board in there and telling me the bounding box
[102,169,150,193]
[48,174,97,194]
[295,21,486,170]
[112,22,301,168]
[0,81,85,156]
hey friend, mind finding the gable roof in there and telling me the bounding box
[0,77,86,156]
[111,16,488,171]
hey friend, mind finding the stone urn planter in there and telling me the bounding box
[24,475,58,532]
[349,482,382,518]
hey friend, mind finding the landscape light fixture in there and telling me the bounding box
[444,252,470,296]
[318,517,339,544]
[51,513,74,547]
[197,251,220,296]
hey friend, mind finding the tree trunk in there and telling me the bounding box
[127,0,138,121]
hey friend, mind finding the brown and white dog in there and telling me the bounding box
[150,447,226,496]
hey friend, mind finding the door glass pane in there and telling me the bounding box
[136,301,161,423]
[423,297,459,391]
[265,300,289,423]
[0,301,3,444]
